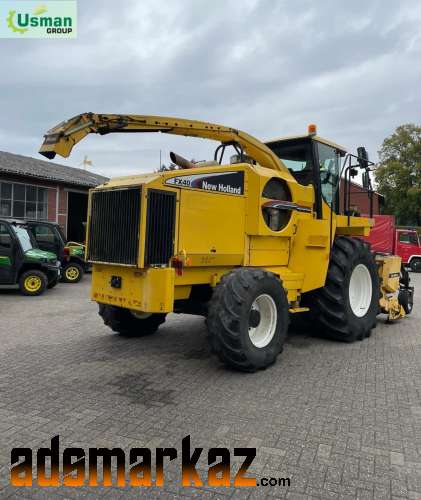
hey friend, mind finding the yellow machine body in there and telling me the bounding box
[39,113,381,315]
[84,163,371,314]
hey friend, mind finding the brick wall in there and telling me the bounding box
[0,174,71,235]
[339,180,382,215]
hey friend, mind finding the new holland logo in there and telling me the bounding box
[165,171,244,195]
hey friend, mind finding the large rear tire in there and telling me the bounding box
[98,304,166,336]
[206,268,289,372]
[305,237,379,342]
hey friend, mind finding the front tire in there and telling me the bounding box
[410,259,421,273]
[206,268,289,372]
[398,288,414,315]
[98,304,166,336]
[61,262,84,283]
[306,237,379,342]
[19,270,48,296]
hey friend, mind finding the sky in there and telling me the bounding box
[1,0,421,178]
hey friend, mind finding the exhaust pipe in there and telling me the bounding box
[170,151,196,169]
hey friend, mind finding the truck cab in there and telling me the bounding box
[0,220,60,295]
[364,215,421,273]
[396,229,421,272]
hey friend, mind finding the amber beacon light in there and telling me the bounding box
[308,123,317,135]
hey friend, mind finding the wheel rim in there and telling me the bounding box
[349,264,372,317]
[248,294,277,348]
[24,276,42,292]
[65,266,79,281]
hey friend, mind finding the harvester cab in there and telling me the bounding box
[39,113,414,371]
[265,126,345,219]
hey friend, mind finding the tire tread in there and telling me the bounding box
[98,304,166,336]
[306,237,379,342]
[206,268,289,372]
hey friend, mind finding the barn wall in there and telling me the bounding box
[339,180,382,215]
[0,174,90,238]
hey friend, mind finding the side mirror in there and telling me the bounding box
[362,171,370,190]
[357,146,369,169]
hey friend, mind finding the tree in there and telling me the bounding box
[375,124,421,226]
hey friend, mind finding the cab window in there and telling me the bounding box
[317,143,341,209]
[33,224,57,244]
[0,223,11,248]
[266,139,314,186]
[399,232,419,245]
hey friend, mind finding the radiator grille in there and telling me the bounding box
[145,190,176,266]
[87,188,141,265]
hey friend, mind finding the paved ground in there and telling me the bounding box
[0,273,420,499]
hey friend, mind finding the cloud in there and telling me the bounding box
[0,0,420,177]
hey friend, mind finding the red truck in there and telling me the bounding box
[364,215,421,272]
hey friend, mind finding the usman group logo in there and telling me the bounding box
[0,1,77,38]
[10,435,291,489]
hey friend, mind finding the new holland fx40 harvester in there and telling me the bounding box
[39,114,414,372]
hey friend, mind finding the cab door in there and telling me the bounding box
[396,230,420,264]
[289,141,342,292]
[0,223,15,284]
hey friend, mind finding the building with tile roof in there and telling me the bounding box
[0,151,108,242]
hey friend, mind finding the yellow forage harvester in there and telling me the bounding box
[39,114,414,372]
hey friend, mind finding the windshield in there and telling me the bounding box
[12,226,34,252]
[317,142,341,209]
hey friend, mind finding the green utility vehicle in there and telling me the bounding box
[23,221,87,283]
[0,220,60,295]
